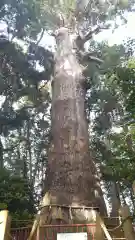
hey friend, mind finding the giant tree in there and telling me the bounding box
[38,0,134,225]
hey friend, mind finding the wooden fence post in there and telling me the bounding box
[95,212,112,240]
[132,180,135,197]
[0,210,11,240]
[95,213,104,240]
[27,213,40,240]
[119,205,135,240]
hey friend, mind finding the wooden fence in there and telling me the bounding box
[1,180,135,239]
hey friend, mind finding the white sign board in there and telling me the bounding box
[57,232,87,240]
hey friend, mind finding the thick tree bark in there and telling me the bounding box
[42,27,106,225]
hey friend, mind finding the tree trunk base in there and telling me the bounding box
[29,191,104,240]
[39,192,100,225]
[40,205,98,225]
[36,193,101,240]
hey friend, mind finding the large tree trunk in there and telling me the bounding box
[41,27,106,226]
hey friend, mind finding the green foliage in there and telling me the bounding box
[34,0,135,32]
[0,0,52,224]
[116,59,135,120]
[86,40,135,211]
[0,169,35,227]
[0,0,45,40]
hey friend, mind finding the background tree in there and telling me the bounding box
[0,0,53,226]
[89,40,135,216]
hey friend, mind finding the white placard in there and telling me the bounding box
[57,232,87,240]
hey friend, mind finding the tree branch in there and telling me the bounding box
[86,55,103,64]
[3,138,28,152]
[76,24,110,49]
[3,146,17,152]
[79,51,103,64]
[36,28,45,46]
[83,26,101,43]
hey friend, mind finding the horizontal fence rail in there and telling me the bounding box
[40,223,96,240]
[11,227,31,240]
[11,223,96,240]
[11,223,135,240]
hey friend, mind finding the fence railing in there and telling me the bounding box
[11,227,31,240]
[10,222,135,240]
[11,223,96,240]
